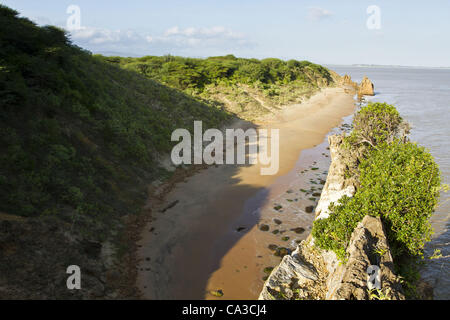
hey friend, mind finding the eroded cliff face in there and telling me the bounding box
[259,134,404,300]
[328,215,404,300]
[314,135,356,220]
[328,72,358,91]
[328,72,375,99]
[341,74,358,90]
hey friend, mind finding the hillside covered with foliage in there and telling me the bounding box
[0,5,236,239]
[0,3,337,240]
[98,55,336,120]
[0,3,338,244]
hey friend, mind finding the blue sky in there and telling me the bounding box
[3,0,450,67]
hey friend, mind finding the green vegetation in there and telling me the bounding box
[0,5,232,239]
[263,267,274,274]
[210,289,224,298]
[341,102,408,184]
[98,54,335,120]
[99,54,333,92]
[345,102,404,148]
[368,288,393,300]
[430,249,443,260]
[313,140,440,260]
[311,103,441,297]
[0,4,336,241]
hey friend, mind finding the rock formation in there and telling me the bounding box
[328,71,358,92]
[341,74,358,90]
[314,135,356,220]
[326,215,404,300]
[358,76,375,96]
[259,134,405,300]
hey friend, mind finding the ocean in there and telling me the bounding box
[328,65,450,299]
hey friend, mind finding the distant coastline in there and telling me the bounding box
[326,64,450,70]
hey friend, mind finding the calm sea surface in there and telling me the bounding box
[328,66,450,299]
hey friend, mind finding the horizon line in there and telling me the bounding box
[94,50,450,70]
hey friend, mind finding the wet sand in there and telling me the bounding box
[136,87,357,299]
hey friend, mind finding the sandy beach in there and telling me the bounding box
[136,86,357,299]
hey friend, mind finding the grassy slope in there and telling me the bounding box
[0,5,232,240]
[0,4,339,298]
[0,4,337,237]
[99,55,336,120]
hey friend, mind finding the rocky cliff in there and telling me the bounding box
[341,74,358,90]
[329,72,374,99]
[259,135,405,300]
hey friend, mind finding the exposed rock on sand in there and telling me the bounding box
[341,74,358,90]
[332,72,374,98]
[260,253,318,300]
[305,206,314,213]
[358,76,375,96]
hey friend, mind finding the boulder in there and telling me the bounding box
[358,76,375,96]
[342,74,357,88]
[259,248,319,300]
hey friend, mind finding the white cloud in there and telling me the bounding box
[70,27,144,45]
[308,7,334,21]
[162,26,244,39]
[65,24,253,56]
[147,26,253,53]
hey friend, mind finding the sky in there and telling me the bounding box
[3,0,450,67]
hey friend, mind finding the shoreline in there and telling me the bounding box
[259,99,440,300]
[134,86,357,299]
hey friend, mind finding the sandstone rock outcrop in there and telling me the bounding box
[327,215,404,300]
[314,135,356,220]
[358,76,375,96]
[341,74,358,90]
[259,252,319,300]
[259,134,405,300]
[329,72,358,92]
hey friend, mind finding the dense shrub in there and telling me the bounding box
[312,140,441,261]
[339,102,410,186]
[345,102,404,149]
[98,54,334,93]
[359,141,440,256]
[0,5,232,239]
[0,3,335,240]
[99,55,336,121]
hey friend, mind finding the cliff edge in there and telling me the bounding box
[329,72,375,99]
[259,135,405,300]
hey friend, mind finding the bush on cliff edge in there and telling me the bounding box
[345,102,404,148]
[312,140,441,262]
[312,102,442,299]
